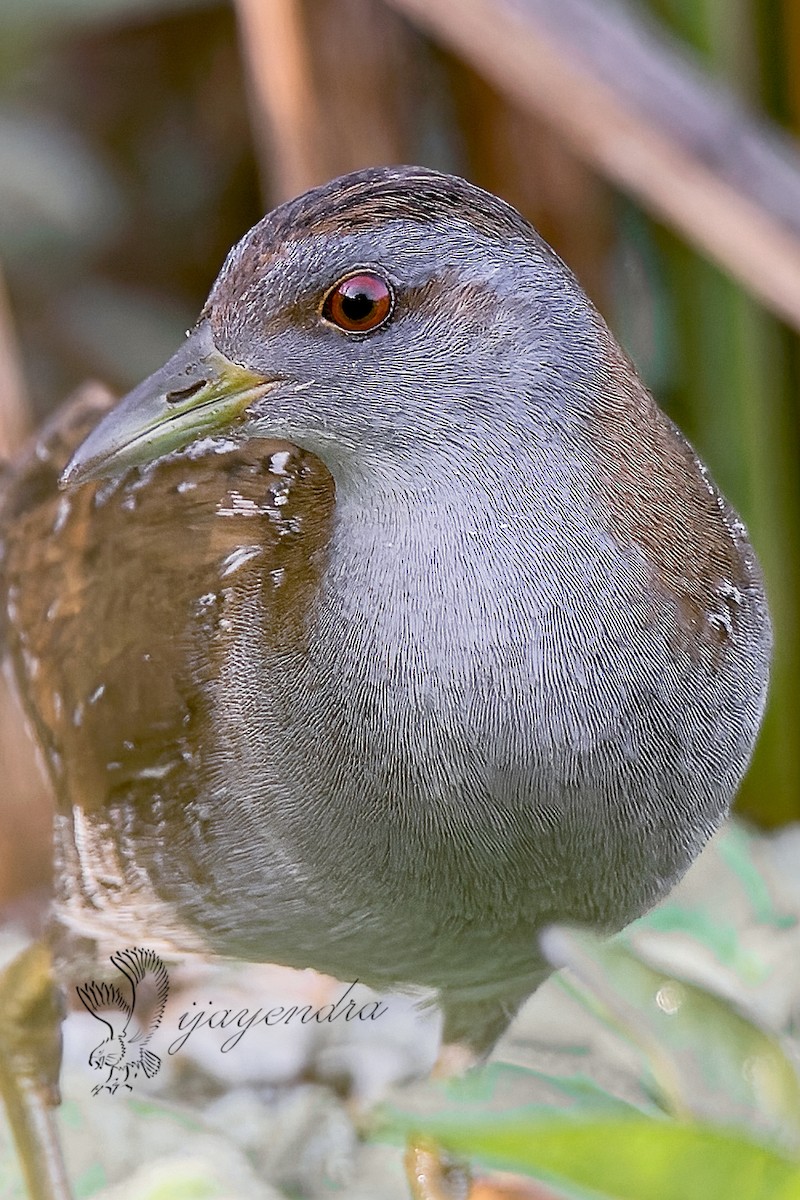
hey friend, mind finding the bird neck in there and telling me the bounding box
[315,427,593,655]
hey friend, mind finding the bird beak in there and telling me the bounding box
[60,318,274,488]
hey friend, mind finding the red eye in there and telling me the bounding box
[322,271,393,333]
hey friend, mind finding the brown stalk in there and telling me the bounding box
[233,0,417,206]
[0,265,29,462]
[233,0,325,203]
[386,0,800,332]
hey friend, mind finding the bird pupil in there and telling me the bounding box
[341,289,374,320]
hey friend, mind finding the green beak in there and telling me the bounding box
[61,320,274,488]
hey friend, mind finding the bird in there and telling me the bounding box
[0,165,771,1197]
[76,946,168,1095]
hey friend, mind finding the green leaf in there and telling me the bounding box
[542,927,800,1141]
[437,1062,645,1117]
[72,1161,107,1199]
[381,1113,800,1200]
[715,825,795,928]
[634,903,769,981]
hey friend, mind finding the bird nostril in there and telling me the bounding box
[165,380,207,405]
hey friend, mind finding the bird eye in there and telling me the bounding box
[322,271,393,333]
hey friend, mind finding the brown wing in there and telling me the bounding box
[0,382,334,828]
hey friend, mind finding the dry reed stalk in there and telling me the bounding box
[387,0,800,331]
[0,265,50,908]
[234,0,417,204]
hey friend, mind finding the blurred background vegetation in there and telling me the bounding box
[0,0,799,982]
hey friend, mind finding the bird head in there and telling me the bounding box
[61,166,592,491]
[88,1035,125,1070]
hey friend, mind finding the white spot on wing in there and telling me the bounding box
[52,496,71,535]
[220,545,262,577]
[217,491,266,517]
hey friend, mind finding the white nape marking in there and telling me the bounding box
[707,579,745,638]
[708,611,733,637]
[718,581,744,605]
